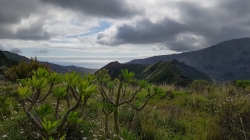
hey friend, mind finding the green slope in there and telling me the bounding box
[101,60,210,86]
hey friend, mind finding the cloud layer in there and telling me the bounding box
[41,0,144,19]
[0,0,250,67]
[96,0,250,51]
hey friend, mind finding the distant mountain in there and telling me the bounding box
[2,51,30,62]
[2,51,97,74]
[42,62,96,74]
[129,38,250,81]
[101,60,210,86]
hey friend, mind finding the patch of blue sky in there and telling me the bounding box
[67,21,111,38]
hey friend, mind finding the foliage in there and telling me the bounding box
[235,80,250,90]
[4,57,50,82]
[0,82,19,119]
[3,68,250,140]
[96,68,164,137]
[16,68,96,140]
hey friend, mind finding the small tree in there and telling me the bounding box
[17,68,96,140]
[235,80,250,90]
[96,69,163,136]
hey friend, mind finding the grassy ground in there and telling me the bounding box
[1,81,250,140]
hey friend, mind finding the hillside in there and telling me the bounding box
[2,51,97,74]
[101,60,210,86]
[129,38,250,81]
[0,51,11,67]
[2,51,30,62]
[0,51,18,67]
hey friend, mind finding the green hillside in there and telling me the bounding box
[101,60,210,86]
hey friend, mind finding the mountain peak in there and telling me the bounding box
[104,61,121,68]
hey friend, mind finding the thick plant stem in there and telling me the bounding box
[105,114,110,139]
[131,111,139,131]
[114,107,119,134]
[55,98,60,120]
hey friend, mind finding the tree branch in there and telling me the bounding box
[38,84,54,103]
[118,87,142,106]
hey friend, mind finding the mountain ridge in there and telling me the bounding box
[128,38,250,81]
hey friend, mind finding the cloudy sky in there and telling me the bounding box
[0,0,250,68]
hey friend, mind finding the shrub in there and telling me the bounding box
[4,57,50,82]
[189,80,210,93]
[17,68,96,140]
[235,80,250,90]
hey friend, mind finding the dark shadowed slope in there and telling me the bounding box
[0,51,18,67]
[129,38,250,81]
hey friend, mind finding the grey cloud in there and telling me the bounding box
[97,0,250,52]
[117,18,186,44]
[0,0,38,24]
[33,49,49,54]
[97,18,186,46]
[15,21,50,40]
[41,0,144,19]
[10,48,22,54]
[0,0,51,40]
[177,0,250,45]
[219,0,250,17]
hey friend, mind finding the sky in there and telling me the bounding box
[0,0,250,69]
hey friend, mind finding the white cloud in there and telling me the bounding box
[0,0,250,68]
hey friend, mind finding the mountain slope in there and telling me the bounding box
[2,51,97,74]
[101,61,148,78]
[129,38,250,81]
[101,60,210,86]
[0,51,11,66]
[0,51,18,67]
[2,51,30,62]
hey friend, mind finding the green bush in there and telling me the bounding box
[4,58,50,82]
[189,80,210,93]
[235,80,250,90]
[16,68,96,140]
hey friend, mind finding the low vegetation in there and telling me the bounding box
[1,62,250,140]
[4,58,50,82]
